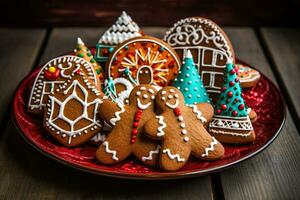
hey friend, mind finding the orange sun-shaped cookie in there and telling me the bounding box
[106,36,180,87]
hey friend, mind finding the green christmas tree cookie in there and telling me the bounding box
[173,50,211,105]
[215,61,248,117]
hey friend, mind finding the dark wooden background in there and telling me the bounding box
[1,0,300,27]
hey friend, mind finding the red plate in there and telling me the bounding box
[12,58,285,180]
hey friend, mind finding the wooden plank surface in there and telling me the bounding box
[0,28,213,200]
[0,29,46,127]
[220,28,300,199]
[260,28,300,123]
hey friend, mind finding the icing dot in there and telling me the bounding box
[174,78,178,81]
[136,91,141,96]
[151,96,155,100]
[148,89,154,94]
[174,94,179,98]
[177,86,180,89]
[188,81,192,84]
[183,137,189,142]
[187,66,190,69]
[184,88,188,91]
[188,95,192,98]
[178,116,183,121]
[139,71,143,74]
[186,74,190,77]
[170,89,175,93]
[180,79,184,82]
[162,91,167,95]
[140,87,146,91]
[181,129,187,134]
[197,95,201,98]
[161,97,166,101]
[168,95,173,99]
[180,123,186,128]
[145,70,149,74]
[143,94,148,99]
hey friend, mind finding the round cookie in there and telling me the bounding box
[144,86,224,171]
[28,55,100,115]
[96,85,160,167]
[163,17,235,103]
[43,72,107,147]
[236,63,261,88]
[106,36,181,87]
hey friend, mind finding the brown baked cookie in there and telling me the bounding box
[106,35,181,87]
[96,85,160,167]
[144,86,224,171]
[28,55,100,115]
[43,72,107,147]
[248,108,257,123]
[236,63,261,88]
[163,17,235,103]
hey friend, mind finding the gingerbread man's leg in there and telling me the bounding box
[160,136,191,171]
[96,129,131,164]
[191,128,224,161]
[132,134,160,167]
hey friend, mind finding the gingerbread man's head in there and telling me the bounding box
[128,84,157,110]
[155,86,185,112]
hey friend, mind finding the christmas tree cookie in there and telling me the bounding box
[208,60,255,144]
[173,50,211,105]
[74,37,104,83]
[95,11,142,63]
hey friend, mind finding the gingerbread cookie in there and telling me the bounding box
[164,17,235,103]
[236,63,261,88]
[95,11,142,63]
[28,55,100,114]
[208,61,256,144]
[74,37,104,82]
[43,72,107,147]
[106,35,181,87]
[173,50,211,105]
[96,85,160,167]
[144,86,224,171]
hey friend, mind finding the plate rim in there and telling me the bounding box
[11,58,286,180]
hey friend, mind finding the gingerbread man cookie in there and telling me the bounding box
[28,55,100,115]
[164,17,235,103]
[96,85,160,167]
[236,63,261,88]
[144,86,224,171]
[43,72,107,147]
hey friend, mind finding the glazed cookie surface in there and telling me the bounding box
[106,36,181,87]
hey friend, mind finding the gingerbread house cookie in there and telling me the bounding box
[163,17,235,103]
[28,55,100,114]
[95,11,142,63]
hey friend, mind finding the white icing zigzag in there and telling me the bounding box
[103,141,119,161]
[110,103,125,126]
[156,116,166,137]
[162,149,185,162]
[201,137,218,157]
[188,105,207,123]
[142,145,161,161]
[209,129,252,137]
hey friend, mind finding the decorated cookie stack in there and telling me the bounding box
[27,12,260,172]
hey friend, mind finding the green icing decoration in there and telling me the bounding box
[96,68,101,75]
[173,50,210,105]
[87,52,92,57]
[90,58,95,63]
[76,47,82,51]
[215,61,248,117]
[103,77,117,101]
[78,53,84,58]
[124,67,137,85]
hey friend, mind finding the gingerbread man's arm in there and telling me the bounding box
[98,100,126,125]
[144,115,166,140]
[188,103,214,124]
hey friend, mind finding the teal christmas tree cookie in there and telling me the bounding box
[173,50,211,105]
[215,61,248,117]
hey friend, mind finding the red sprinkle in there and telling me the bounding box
[217,109,222,114]
[230,69,235,75]
[227,91,233,97]
[229,81,235,86]
[232,111,238,116]
[221,104,227,110]
[133,122,139,128]
[238,104,245,110]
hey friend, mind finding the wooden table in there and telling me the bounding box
[0,27,299,199]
